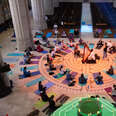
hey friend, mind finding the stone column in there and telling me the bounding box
[8,0,33,51]
[31,0,47,30]
[44,0,54,15]
[53,0,59,8]
[113,1,116,8]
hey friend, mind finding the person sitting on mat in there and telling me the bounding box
[23,67,31,77]
[49,95,61,111]
[37,44,44,52]
[46,54,53,65]
[96,38,104,49]
[95,72,103,84]
[111,85,116,97]
[68,40,74,47]
[79,73,87,84]
[25,49,33,58]
[106,65,114,75]
[49,63,56,71]
[40,87,49,102]
[61,40,68,50]
[109,43,116,54]
[38,81,44,92]
[78,38,84,45]
[59,65,67,75]
[66,71,73,81]
[74,28,79,38]
[74,44,80,58]
[61,30,67,38]
[24,55,31,64]
[68,33,74,42]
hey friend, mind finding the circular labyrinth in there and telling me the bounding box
[39,47,116,95]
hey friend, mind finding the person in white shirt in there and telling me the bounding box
[54,29,58,38]
[59,65,67,75]
[107,40,112,51]
[51,50,55,58]
[53,24,58,29]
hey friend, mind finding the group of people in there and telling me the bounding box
[53,23,80,39]
[38,81,61,111]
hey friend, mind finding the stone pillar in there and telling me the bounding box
[44,0,54,15]
[31,0,47,30]
[53,0,59,8]
[8,0,33,51]
[113,1,116,8]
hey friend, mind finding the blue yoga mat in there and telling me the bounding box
[20,65,38,71]
[7,53,24,56]
[3,58,19,62]
[79,45,84,49]
[26,76,45,87]
[41,50,48,54]
[103,70,116,79]
[19,71,40,79]
[89,44,94,49]
[8,71,13,75]
[45,81,54,89]
[36,35,42,38]
[34,81,55,95]
[34,90,41,95]
[69,29,74,34]
[46,32,52,38]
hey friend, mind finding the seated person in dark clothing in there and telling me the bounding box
[79,73,87,84]
[46,54,52,64]
[78,38,84,45]
[96,39,104,49]
[25,49,33,58]
[42,35,47,41]
[74,28,79,37]
[111,85,116,97]
[40,87,49,102]
[109,44,116,54]
[37,45,44,52]
[24,55,31,64]
[66,71,73,81]
[95,72,103,84]
[49,63,56,71]
[49,95,60,111]
[94,29,99,38]
[38,81,44,92]
[68,33,74,42]
[107,65,114,75]
[23,67,31,77]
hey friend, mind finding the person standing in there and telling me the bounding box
[103,43,108,59]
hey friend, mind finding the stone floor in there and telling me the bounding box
[0,28,116,116]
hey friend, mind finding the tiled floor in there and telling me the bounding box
[0,28,116,116]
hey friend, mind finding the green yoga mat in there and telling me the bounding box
[34,99,47,109]
[53,73,65,79]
